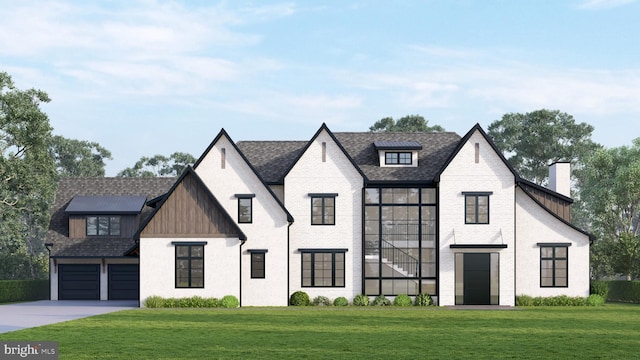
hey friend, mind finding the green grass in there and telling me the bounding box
[1,304,639,359]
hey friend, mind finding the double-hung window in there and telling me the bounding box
[174,243,205,288]
[539,243,569,287]
[86,216,121,236]
[463,192,491,224]
[300,249,346,287]
[235,194,255,224]
[310,193,337,225]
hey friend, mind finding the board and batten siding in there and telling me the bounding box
[438,130,516,306]
[519,183,572,222]
[285,129,364,301]
[140,172,239,238]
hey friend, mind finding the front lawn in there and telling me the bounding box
[1,304,638,359]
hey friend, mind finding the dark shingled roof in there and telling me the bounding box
[236,132,461,184]
[334,132,462,183]
[373,140,423,150]
[47,177,175,257]
[236,141,307,184]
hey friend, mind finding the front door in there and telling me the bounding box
[463,253,491,305]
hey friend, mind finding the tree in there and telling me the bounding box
[369,115,445,132]
[118,152,196,177]
[49,135,112,177]
[487,109,601,185]
[1,71,56,279]
[581,139,640,279]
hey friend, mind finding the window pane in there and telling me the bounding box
[555,247,567,258]
[541,247,554,258]
[110,216,121,236]
[98,217,109,235]
[239,198,252,223]
[381,189,394,204]
[191,246,204,258]
[191,259,204,270]
[365,188,379,204]
[365,279,379,294]
[176,246,189,258]
[399,152,412,164]
[421,188,436,204]
[87,217,97,236]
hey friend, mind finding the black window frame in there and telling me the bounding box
[249,250,267,279]
[463,192,491,225]
[539,244,569,288]
[300,249,347,288]
[385,151,412,165]
[235,194,255,224]
[309,193,337,226]
[174,243,206,289]
[86,215,121,236]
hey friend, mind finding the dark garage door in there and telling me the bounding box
[108,264,139,300]
[59,264,100,300]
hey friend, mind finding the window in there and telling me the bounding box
[301,250,346,287]
[310,194,337,225]
[385,152,412,165]
[86,216,121,236]
[464,192,491,224]
[235,194,255,223]
[175,244,205,288]
[250,250,267,279]
[540,245,568,287]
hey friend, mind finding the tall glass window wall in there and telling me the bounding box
[364,188,437,297]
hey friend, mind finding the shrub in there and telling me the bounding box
[516,295,534,306]
[414,293,432,306]
[290,291,310,306]
[393,294,412,307]
[312,296,332,306]
[143,295,164,308]
[587,294,605,306]
[607,280,640,303]
[352,294,369,306]
[371,295,391,306]
[204,297,220,308]
[0,280,48,303]
[164,298,178,308]
[590,280,609,300]
[220,295,239,308]
[333,296,349,306]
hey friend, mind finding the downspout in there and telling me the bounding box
[287,221,293,306]
[239,239,246,307]
[44,243,53,300]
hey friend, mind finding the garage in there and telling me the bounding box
[58,264,100,300]
[108,264,139,300]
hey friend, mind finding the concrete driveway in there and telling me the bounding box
[0,300,138,334]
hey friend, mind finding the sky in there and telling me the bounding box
[2,0,639,176]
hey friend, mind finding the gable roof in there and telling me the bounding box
[136,166,247,241]
[434,123,518,183]
[193,129,294,223]
[47,177,175,258]
[237,141,307,184]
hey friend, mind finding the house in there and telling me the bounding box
[46,123,592,306]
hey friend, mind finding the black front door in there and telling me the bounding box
[463,253,491,305]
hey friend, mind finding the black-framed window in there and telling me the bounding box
[310,194,336,225]
[175,244,204,288]
[235,194,255,223]
[464,192,491,224]
[540,245,568,287]
[86,216,121,236]
[250,250,266,279]
[301,250,346,287]
[385,152,412,165]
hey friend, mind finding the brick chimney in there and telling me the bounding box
[549,162,571,198]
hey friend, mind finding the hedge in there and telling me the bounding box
[606,280,640,304]
[0,280,49,303]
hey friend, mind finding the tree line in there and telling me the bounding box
[2,71,638,281]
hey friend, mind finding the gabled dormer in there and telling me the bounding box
[374,141,422,168]
[65,195,146,238]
